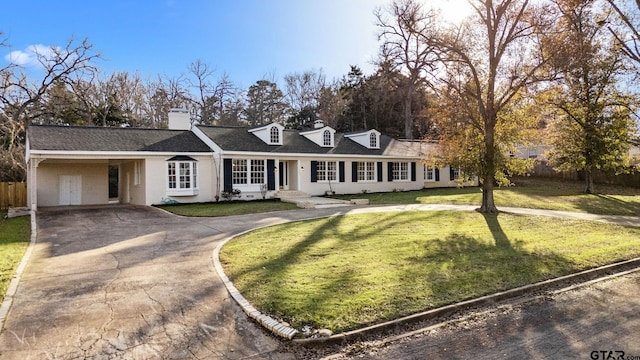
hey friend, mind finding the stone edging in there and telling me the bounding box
[212,227,299,339]
[0,210,38,331]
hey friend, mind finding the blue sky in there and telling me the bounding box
[1,0,395,88]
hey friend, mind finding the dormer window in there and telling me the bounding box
[300,125,335,147]
[248,122,283,145]
[270,126,280,144]
[323,130,331,146]
[345,129,381,149]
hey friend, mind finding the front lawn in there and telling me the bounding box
[337,178,640,216]
[0,212,31,301]
[157,199,297,217]
[220,210,640,333]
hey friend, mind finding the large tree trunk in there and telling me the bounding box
[584,169,595,194]
[478,113,499,213]
[480,180,498,213]
[404,83,414,140]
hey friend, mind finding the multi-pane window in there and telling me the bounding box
[391,162,409,181]
[250,159,265,184]
[168,163,176,189]
[270,126,279,144]
[323,130,331,146]
[425,167,435,181]
[232,159,248,184]
[452,167,461,180]
[233,159,266,185]
[167,160,197,190]
[317,161,337,182]
[358,161,376,181]
[370,133,377,148]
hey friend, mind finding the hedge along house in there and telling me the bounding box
[26,110,476,210]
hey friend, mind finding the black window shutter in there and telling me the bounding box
[339,161,345,182]
[267,159,275,190]
[310,161,318,183]
[352,162,358,182]
[387,162,393,182]
[435,168,440,181]
[223,159,232,192]
[411,162,416,181]
[377,162,383,182]
[450,167,455,181]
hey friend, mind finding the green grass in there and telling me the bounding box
[337,178,640,216]
[0,211,31,301]
[220,210,640,333]
[157,199,298,217]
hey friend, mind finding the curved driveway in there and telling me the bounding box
[0,204,639,359]
[0,205,348,359]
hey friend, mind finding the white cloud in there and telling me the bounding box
[4,44,57,67]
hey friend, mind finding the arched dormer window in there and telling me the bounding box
[270,126,279,144]
[323,129,331,146]
[369,132,377,148]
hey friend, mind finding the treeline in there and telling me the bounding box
[2,0,640,206]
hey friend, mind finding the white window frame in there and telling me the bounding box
[369,132,377,148]
[453,167,461,180]
[167,160,198,196]
[250,159,265,184]
[323,129,332,146]
[358,161,376,182]
[232,158,267,190]
[232,159,248,185]
[317,161,337,182]
[270,126,280,144]
[391,162,409,181]
[424,166,435,182]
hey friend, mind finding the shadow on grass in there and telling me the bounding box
[578,194,640,216]
[224,212,581,333]
[398,231,575,318]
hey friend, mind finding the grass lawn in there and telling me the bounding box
[337,177,640,216]
[220,210,640,333]
[157,199,297,217]
[0,211,31,302]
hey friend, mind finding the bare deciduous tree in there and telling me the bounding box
[375,0,438,139]
[0,37,99,181]
[283,69,326,112]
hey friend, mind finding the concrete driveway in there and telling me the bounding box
[0,205,342,359]
[2,204,640,359]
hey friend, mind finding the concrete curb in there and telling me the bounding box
[0,210,38,331]
[293,256,640,345]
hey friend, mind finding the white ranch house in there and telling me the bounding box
[26,110,476,210]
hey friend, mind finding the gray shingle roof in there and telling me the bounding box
[28,125,211,152]
[27,124,428,158]
[196,125,424,157]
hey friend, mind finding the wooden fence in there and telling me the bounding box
[531,161,640,188]
[0,182,27,209]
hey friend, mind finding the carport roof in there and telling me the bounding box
[28,125,212,152]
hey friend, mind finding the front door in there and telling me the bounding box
[59,175,82,205]
[279,161,289,190]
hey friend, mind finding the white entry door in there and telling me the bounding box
[59,175,82,205]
